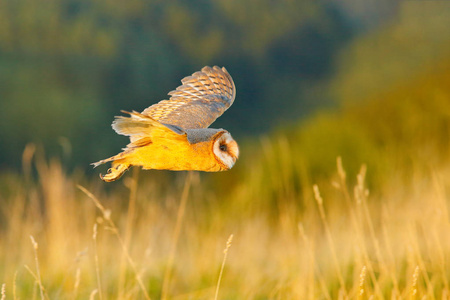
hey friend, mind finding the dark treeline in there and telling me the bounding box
[0,0,354,170]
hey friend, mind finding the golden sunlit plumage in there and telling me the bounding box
[92,66,239,182]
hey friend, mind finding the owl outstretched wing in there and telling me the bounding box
[142,66,235,129]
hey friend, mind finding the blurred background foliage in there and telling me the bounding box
[0,0,449,181]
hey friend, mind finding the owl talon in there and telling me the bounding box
[99,164,130,182]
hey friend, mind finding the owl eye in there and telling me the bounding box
[219,144,228,152]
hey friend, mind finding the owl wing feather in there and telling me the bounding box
[112,110,186,148]
[141,66,235,129]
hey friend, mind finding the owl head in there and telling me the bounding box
[213,131,239,170]
[185,128,239,171]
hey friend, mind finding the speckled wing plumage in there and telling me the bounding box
[142,66,235,129]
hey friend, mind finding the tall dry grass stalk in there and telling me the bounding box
[71,267,81,300]
[118,168,140,299]
[313,184,347,298]
[410,266,420,299]
[1,283,5,300]
[1,146,450,298]
[13,272,17,300]
[214,234,234,300]
[92,224,103,300]
[358,266,366,299]
[161,171,194,300]
[89,289,98,300]
[298,223,331,300]
[29,236,45,300]
[77,185,151,300]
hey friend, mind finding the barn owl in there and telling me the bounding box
[92,66,239,182]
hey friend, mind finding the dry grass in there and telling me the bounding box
[0,145,449,299]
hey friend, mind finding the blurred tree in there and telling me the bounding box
[0,0,353,170]
[331,1,450,104]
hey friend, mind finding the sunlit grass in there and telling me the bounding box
[0,142,449,299]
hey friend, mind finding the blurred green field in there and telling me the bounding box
[1,56,450,299]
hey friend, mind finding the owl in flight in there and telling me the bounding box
[92,66,239,182]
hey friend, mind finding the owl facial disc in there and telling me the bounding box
[213,132,239,169]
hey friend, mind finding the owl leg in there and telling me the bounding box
[92,149,133,182]
[100,162,130,182]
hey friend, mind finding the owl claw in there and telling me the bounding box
[99,164,130,182]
